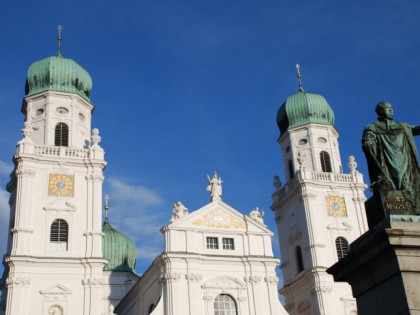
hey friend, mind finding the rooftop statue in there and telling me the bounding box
[207,171,222,201]
[362,101,420,219]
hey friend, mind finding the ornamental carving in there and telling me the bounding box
[311,285,332,295]
[15,167,36,178]
[299,192,316,201]
[237,296,247,301]
[82,278,103,288]
[85,174,104,183]
[160,273,181,283]
[6,277,31,287]
[244,276,261,284]
[352,196,367,202]
[203,295,214,301]
[192,208,245,229]
[264,276,279,284]
[185,273,203,282]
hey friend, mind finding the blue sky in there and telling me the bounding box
[1,0,420,283]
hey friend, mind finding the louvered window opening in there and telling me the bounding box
[55,123,69,147]
[50,219,68,244]
[214,294,237,315]
[296,246,304,273]
[336,237,349,260]
[320,151,332,172]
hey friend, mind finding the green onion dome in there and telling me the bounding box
[25,53,92,102]
[277,90,335,136]
[102,221,137,273]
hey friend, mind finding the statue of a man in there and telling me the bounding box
[207,171,222,201]
[362,101,420,210]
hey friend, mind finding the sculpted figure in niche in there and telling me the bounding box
[207,171,223,201]
[48,305,63,315]
[362,101,420,211]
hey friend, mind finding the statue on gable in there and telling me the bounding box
[207,171,223,201]
[170,201,188,223]
[362,101,420,223]
[249,207,264,224]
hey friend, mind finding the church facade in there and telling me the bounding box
[0,40,370,315]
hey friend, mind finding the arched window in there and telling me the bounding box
[148,303,156,314]
[55,123,69,147]
[320,151,332,172]
[336,237,349,260]
[50,219,69,250]
[296,246,304,273]
[288,160,295,180]
[214,294,237,315]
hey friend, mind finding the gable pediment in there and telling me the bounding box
[40,283,73,297]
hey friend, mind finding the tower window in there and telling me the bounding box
[296,246,304,273]
[320,151,332,172]
[288,160,294,179]
[206,237,219,249]
[335,237,349,260]
[50,219,69,250]
[222,238,234,250]
[214,294,237,315]
[54,123,69,147]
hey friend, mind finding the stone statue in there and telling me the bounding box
[170,201,188,222]
[362,101,420,215]
[207,171,222,201]
[249,207,264,224]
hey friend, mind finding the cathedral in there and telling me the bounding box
[0,35,369,315]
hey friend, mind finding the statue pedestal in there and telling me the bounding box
[327,219,420,315]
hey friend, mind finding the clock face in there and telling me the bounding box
[49,174,74,196]
[326,196,347,217]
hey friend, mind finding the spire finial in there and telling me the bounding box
[104,194,110,223]
[57,25,63,57]
[296,64,304,92]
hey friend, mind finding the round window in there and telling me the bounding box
[318,137,327,144]
[35,108,44,116]
[56,107,69,114]
[298,138,308,146]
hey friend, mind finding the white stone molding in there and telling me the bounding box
[160,273,181,284]
[264,276,279,284]
[82,278,103,288]
[352,196,367,202]
[297,300,311,312]
[327,221,353,231]
[15,167,36,178]
[202,276,246,289]
[237,296,247,302]
[11,227,34,234]
[6,277,31,287]
[244,276,262,284]
[85,174,104,183]
[305,243,326,251]
[299,192,316,201]
[311,285,333,295]
[287,231,302,244]
[203,295,214,301]
[279,261,289,270]
[185,273,203,282]
[43,201,77,212]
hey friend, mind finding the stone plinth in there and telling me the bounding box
[327,219,420,315]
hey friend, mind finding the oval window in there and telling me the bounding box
[79,113,85,121]
[298,139,308,146]
[35,108,44,116]
[56,107,69,115]
[318,137,327,144]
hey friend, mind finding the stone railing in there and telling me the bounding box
[33,145,90,159]
[271,170,365,205]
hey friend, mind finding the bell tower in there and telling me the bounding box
[1,30,107,315]
[271,66,369,315]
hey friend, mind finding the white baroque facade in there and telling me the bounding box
[115,197,288,315]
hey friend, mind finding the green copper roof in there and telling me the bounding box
[25,54,92,102]
[102,221,137,273]
[277,90,335,135]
